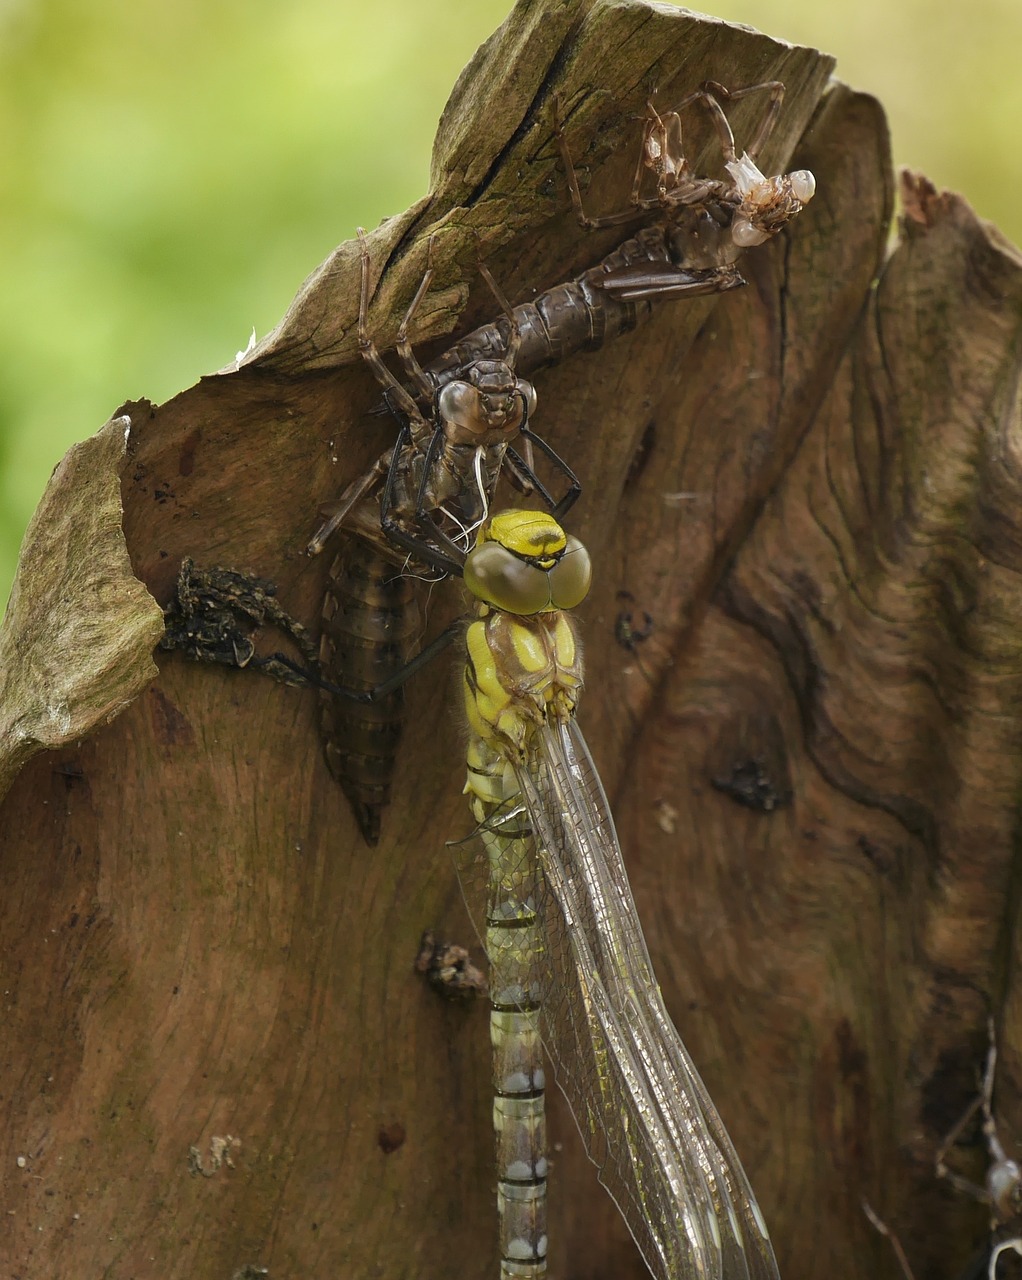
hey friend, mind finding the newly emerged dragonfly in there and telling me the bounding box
[934,1019,1022,1280]
[865,1017,1022,1280]
[309,230,579,843]
[424,79,815,388]
[456,508,779,1280]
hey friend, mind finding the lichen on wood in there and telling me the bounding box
[0,412,163,801]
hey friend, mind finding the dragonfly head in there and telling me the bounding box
[726,153,816,248]
[465,509,591,616]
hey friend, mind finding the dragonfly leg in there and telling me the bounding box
[475,250,523,369]
[707,79,786,163]
[935,1092,987,1200]
[667,82,740,166]
[377,424,468,578]
[395,234,441,407]
[361,621,461,700]
[306,446,393,556]
[552,94,644,231]
[636,103,688,204]
[506,429,581,518]
[861,1199,917,1280]
[356,227,433,441]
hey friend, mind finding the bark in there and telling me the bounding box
[2,1,1020,1277]
[0,415,163,801]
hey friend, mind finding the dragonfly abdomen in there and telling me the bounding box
[423,222,747,393]
[490,906,548,1276]
[461,513,590,1277]
[424,231,669,387]
[471,738,549,1279]
[319,544,417,845]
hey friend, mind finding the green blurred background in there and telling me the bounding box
[2,0,1019,610]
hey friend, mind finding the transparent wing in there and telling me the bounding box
[596,262,746,302]
[511,717,780,1280]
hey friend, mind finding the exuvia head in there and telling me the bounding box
[464,509,592,616]
[438,364,537,441]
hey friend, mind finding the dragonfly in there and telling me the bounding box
[455,507,780,1280]
[935,1018,1022,1279]
[309,229,579,844]
[865,1017,1022,1280]
[422,79,815,390]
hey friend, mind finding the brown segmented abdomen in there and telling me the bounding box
[421,223,745,393]
[319,543,418,845]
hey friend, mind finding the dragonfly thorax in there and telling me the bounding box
[464,607,583,756]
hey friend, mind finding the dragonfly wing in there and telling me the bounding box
[595,263,746,302]
[514,718,780,1280]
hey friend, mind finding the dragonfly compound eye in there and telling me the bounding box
[438,379,485,433]
[731,216,770,248]
[790,170,816,204]
[548,537,592,610]
[464,541,554,615]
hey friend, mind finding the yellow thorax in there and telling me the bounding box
[462,510,590,756]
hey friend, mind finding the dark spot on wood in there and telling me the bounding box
[711,758,792,812]
[377,1122,406,1154]
[178,429,202,477]
[708,710,792,812]
[857,833,895,876]
[835,1018,867,1081]
[833,1019,870,1167]
[624,419,656,489]
[922,1037,988,1137]
[415,930,486,998]
[789,569,828,629]
[52,760,88,794]
[614,590,653,651]
[149,687,195,748]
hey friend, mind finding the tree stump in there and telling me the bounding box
[2,1,1021,1277]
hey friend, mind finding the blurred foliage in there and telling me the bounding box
[1,0,1018,610]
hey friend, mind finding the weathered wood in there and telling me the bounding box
[0,414,163,800]
[3,0,1021,1276]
